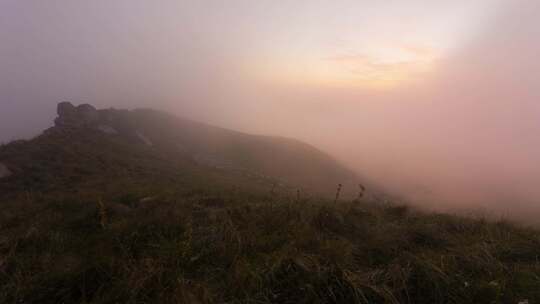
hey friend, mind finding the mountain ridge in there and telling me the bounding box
[0,102,364,198]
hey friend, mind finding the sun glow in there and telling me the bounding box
[256,44,438,89]
[243,1,503,91]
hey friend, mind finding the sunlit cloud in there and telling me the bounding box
[323,45,438,88]
[254,44,439,89]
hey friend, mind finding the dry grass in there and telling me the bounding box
[0,187,539,304]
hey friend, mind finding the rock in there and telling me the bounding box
[55,102,78,127]
[97,124,118,135]
[136,131,153,146]
[0,162,11,179]
[57,101,77,117]
[76,104,99,123]
[55,102,100,128]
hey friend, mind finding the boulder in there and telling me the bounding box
[55,102,79,127]
[55,102,100,128]
[77,104,99,123]
[57,101,77,117]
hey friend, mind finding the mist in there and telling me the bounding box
[1,1,540,222]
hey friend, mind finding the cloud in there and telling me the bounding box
[321,45,437,87]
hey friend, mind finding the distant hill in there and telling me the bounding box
[0,102,361,197]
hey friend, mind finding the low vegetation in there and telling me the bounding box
[1,182,539,303]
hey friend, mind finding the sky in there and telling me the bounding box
[1,1,540,221]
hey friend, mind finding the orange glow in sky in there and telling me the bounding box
[256,44,438,89]
[242,0,503,89]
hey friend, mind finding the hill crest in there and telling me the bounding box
[1,102,362,197]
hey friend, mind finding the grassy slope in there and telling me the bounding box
[0,128,539,303]
[130,109,360,196]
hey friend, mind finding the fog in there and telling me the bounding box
[1,1,540,222]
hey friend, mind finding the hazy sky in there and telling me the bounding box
[1,1,540,221]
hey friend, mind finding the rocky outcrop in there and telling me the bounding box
[57,101,77,117]
[55,102,100,128]
[0,162,11,179]
[77,104,99,122]
[53,102,156,149]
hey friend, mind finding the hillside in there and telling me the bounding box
[0,103,538,303]
[0,102,360,197]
